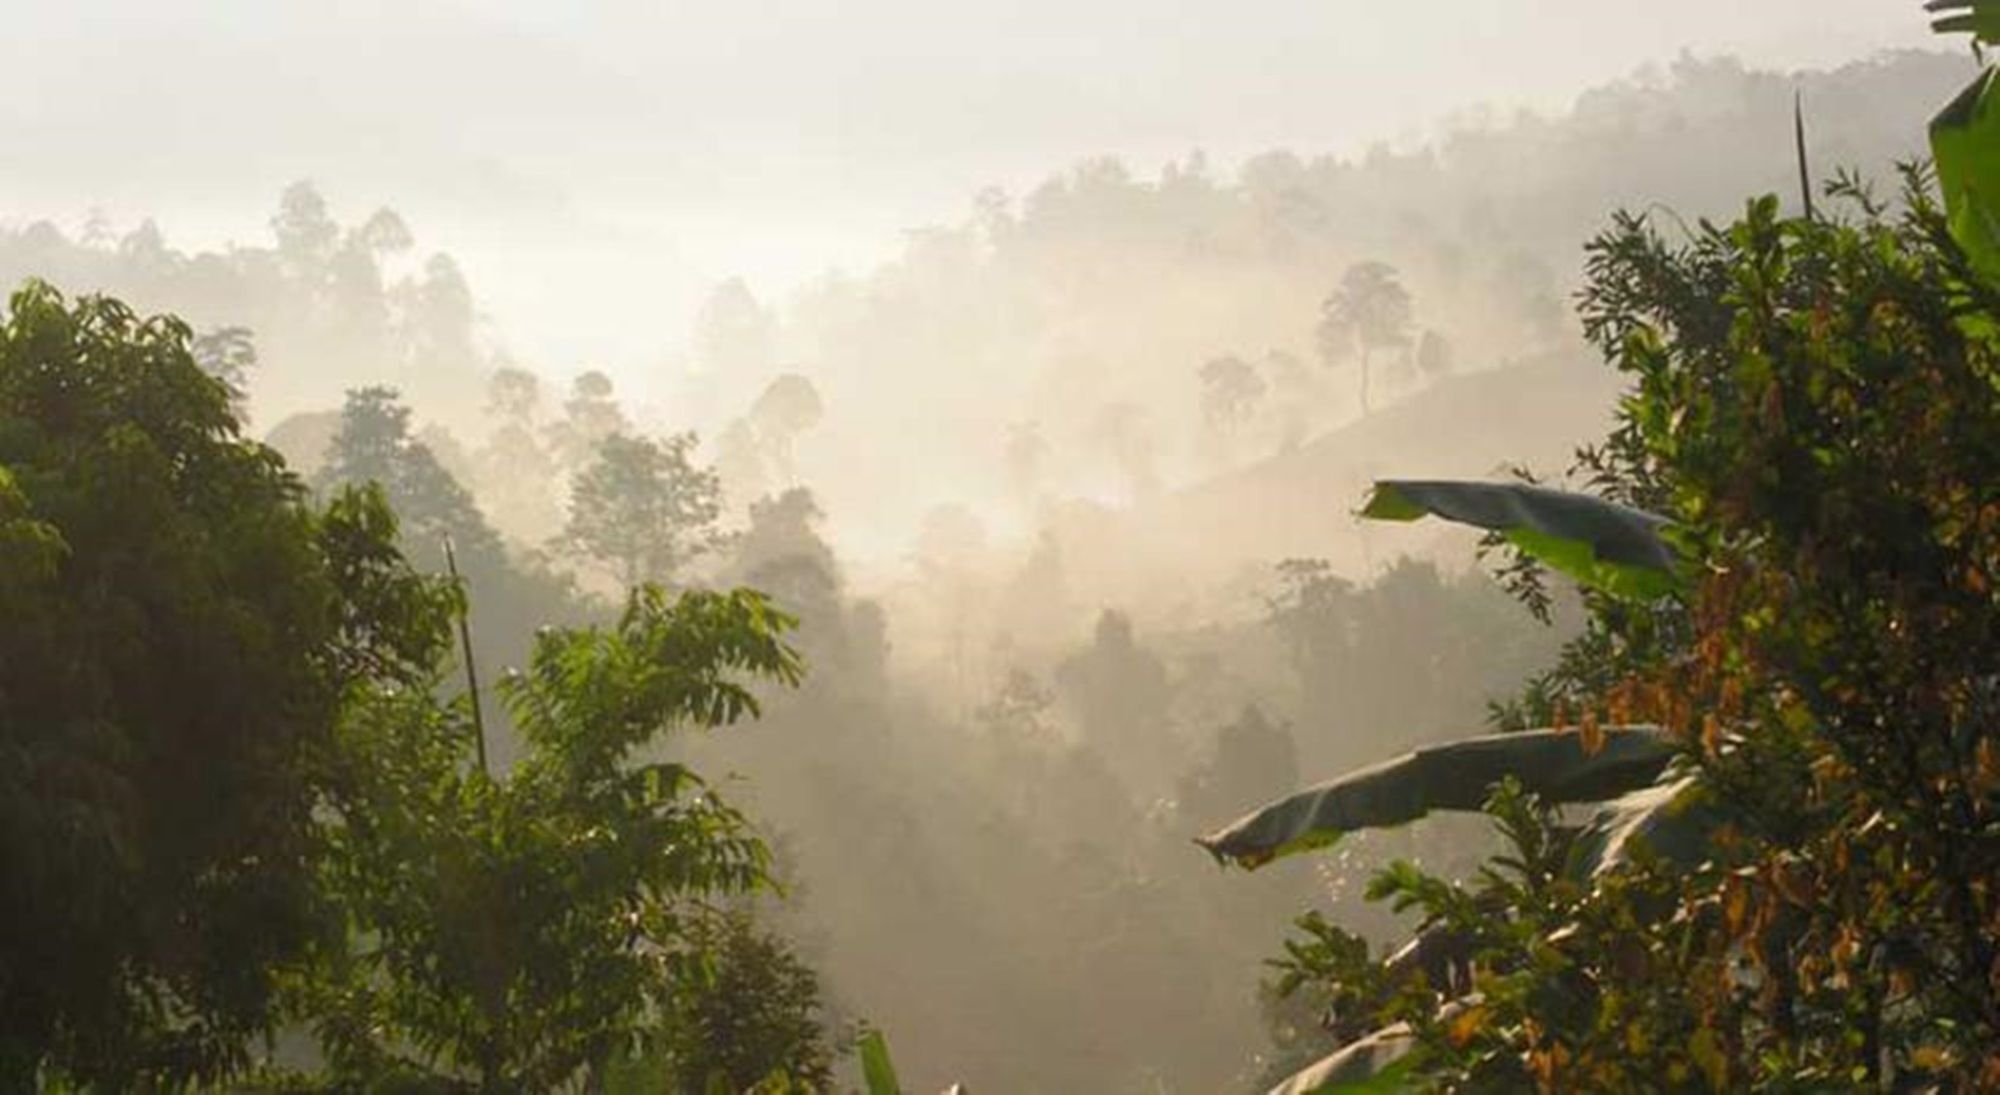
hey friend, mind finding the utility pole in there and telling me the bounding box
[443,535,489,776]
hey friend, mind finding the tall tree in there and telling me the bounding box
[547,369,629,470]
[191,324,257,413]
[1054,609,1173,796]
[748,373,824,487]
[0,282,452,1088]
[1316,260,1413,414]
[555,432,725,589]
[693,277,776,376]
[270,180,339,283]
[474,365,561,544]
[1413,328,1453,381]
[314,386,505,575]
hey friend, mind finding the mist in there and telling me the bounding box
[0,5,1982,1091]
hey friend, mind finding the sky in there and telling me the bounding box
[0,1,1941,391]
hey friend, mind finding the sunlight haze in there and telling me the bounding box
[0,1,1936,386]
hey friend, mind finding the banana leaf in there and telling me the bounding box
[1927,0,2000,42]
[1931,66,2000,283]
[1268,1024,1418,1094]
[1571,774,1727,878]
[1198,727,1677,869]
[857,1030,900,1095]
[1360,480,1682,600]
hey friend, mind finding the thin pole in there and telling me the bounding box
[442,535,489,776]
[1794,89,1817,223]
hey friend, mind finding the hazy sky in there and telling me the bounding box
[0,1,1940,389]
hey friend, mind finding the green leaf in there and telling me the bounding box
[1197,727,1677,869]
[1360,480,1683,600]
[1267,1024,1420,1094]
[1930,67,2000,283]
[856,1029,900,1095]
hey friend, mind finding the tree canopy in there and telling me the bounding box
[0,282,451,1088]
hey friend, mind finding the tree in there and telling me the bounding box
[474,365,562,546]
[693,278,776,376]
[271,180,339,280]
[314,386,584,777]
[556,433,725,589]
[294,586,816,1090]
[1413,328,1452,380]
[1003,420,1048,504]
[615,910,837,1092]
[399,252,478,375]
[1086,401,1159,499]
[314,386,506,576]
[1175,705,1298,833]
[548,369,630,470]
[748,374,823,488]
[191,324,257,410]
[1053,609,1172,795]
[1197,354,1266,430]
[0,282,452,1088]
[485,364,543,427]
[1316,261,1413,414]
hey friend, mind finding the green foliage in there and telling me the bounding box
[0,280,832,1089]
[1265,780,1706,1092]
[556,432,726,589]
[602,910,835,1094]
[297,586,807,1090]
[0,281,450,1088]
[1253,173,2000,1089]
[1360,479,1683,601]
[313,384,588,769]
[1930,68,2000,281]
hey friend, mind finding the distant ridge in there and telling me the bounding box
[1049,355,1628,612]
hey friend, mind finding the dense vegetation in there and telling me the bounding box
[1219,138,2000,1095]
[3,21,1998,1094]
[0,283,833,1091]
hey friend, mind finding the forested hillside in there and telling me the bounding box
[2,31,1994,1092]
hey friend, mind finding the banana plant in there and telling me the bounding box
[1205,481,1712,1092]
[853,1030,969,1095]
[1201,727,1722,1095]
[1928,1,2000,279]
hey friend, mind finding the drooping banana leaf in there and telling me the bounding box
[1360,480,1683,600]
[1571,774,1729,879]
[1268,1023,1419,1095]
[1198,727,1677,869]
[1927,0,2000,42]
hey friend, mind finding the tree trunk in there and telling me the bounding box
[1359,346,1373,415]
